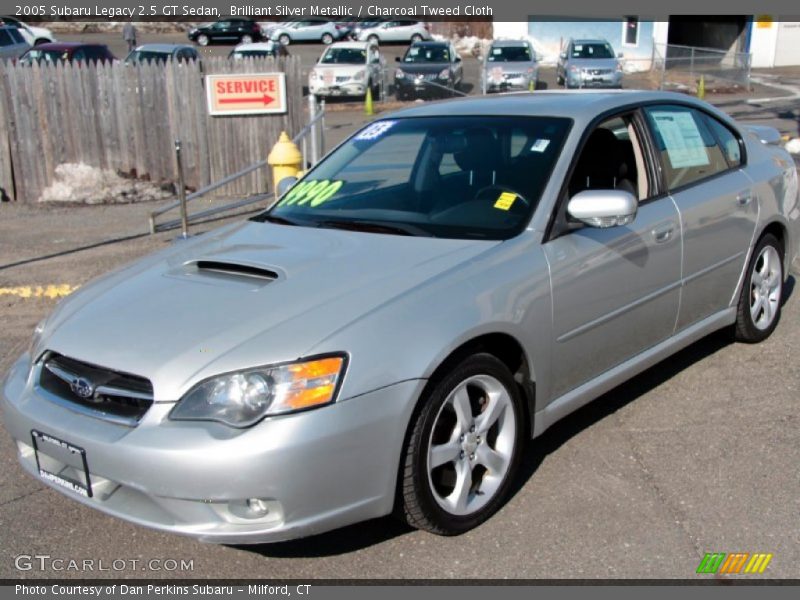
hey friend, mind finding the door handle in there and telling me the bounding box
[736,191,753,206]
[651,224,675,244]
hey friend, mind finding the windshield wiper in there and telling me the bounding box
[316,219,432,237]
[253,214,304,226]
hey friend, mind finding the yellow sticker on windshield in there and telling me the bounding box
[494,192,517,211]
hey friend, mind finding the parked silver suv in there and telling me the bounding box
[481,39,538,93]
[556,38,623,88]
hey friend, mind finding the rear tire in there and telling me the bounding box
[197,34,209,47]
[734,233,784,343]
[279,34,290,46]
[34,38,49,46]
[322,33,334,45]
[240,34,253,44]
[398,353,524,535]
[411,34,423,42]
[368,35,379,45]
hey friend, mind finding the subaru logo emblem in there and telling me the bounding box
[70,377,95,400]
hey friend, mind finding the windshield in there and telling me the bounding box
[261,116,571,240]
[20,49,68,63]
[570,43,615,59]
[403,45,449,63]
[126,50,170,64]
[320,47,366,65]
[487,45,532,62]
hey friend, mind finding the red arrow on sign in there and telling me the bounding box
[219,94,275,105]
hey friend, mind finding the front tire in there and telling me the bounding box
[398,354,524,535]
[368,35,379,45]
[34,38,49,46]
[278,34,290,46]
[411,33,423,42]
[321,33,334,45]
[240,34,253,44]
[735,233,784,343]
[197,34,209,47]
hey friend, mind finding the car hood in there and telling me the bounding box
[314,64,366,76]
[570,58,619,70]
[41,221,497,400]
[397,63,449,75]
[484,62,535,72]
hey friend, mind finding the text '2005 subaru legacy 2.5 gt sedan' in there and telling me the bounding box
[3,91,799,543]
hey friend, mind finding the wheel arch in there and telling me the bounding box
[421,332,536,438]
[758,219,790,277]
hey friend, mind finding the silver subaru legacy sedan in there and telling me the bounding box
[3,91,799,544]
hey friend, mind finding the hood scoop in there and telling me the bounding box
[175,260,280,289]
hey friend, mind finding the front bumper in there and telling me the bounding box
[485,76,535,93]
[567,71,623,88]
[2,353,423,544]
[395,77,449,96]
[309,80,367,97]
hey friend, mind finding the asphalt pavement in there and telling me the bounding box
[0,32,799,580]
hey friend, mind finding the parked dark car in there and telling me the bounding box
[18,42,116,65]
[394,41,463,99]
[187,18,263,46]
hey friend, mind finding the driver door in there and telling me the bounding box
[542,112,682,400]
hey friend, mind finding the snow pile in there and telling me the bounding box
[785,138,800,155]
[39,163,173,204]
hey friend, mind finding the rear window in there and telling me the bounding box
[0,29,11,46]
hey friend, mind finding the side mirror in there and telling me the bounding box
[567,189,637,228]
[455,55,462,62]
[395,56,401,62]
[559,52,567,60]
[276,176,298,197]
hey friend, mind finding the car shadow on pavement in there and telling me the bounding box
[235,276,795,559]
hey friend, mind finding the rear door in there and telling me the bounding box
[643,105,757,330]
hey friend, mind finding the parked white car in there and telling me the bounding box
[357,20,431,44]
[308,41,383,98]
[0,16,54,46]
[0,25,29,60]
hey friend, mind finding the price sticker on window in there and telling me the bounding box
[494,192,517,211]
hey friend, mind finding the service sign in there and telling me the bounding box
[206,73,287,116]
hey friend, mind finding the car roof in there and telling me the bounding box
[233,42,279,50]
[491,39,531,47]
[410,41,448,48]
[33,42,105,51]
[387,90,720,123]
[134,44,193,53]
[327,41,373,50]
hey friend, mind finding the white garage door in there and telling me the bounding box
[774,22,800,66]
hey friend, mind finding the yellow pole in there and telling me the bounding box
[529,78,535,92]
[697,75,705,100]
[365,85,374,116]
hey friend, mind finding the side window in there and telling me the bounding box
[0,29,11,47]
[644,105,731,190]
[701,114,742,167]
[8,29,24,44]
[72,49,87,62]
[568,115,649,201]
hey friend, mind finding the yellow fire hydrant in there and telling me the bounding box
[268,131,302,191]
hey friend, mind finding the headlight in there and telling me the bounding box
[169,355,346,428]
[28,319,46,361]
[395,68,405,79]
[569,65,580,73]
[438,68,450,79]
[353,69,366,81]
[309,69,318,80]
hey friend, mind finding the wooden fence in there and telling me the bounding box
[0,56,304,203]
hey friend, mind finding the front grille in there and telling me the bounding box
[584,69,613,76]
[335,75,350,83]
[39,353,154,425]
[503,72,523,78]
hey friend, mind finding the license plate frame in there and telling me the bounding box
[31,430,93,498]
